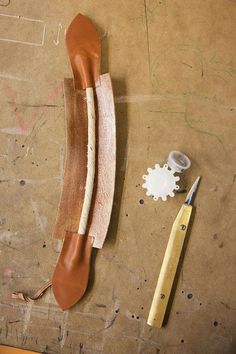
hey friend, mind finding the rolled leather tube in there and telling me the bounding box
[52,231,93,310]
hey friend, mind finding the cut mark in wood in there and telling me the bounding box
[0,13,46,46]
[0,127,30,136]
[144,0,151,78]
[0,73,31,82]
[53,23,62,46]
[114,94,179,103]
[0,0,10,6]
[30,198,47,232]
[22,301,33,334]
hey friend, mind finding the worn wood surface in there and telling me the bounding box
[0,1,235,353]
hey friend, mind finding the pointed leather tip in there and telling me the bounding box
[52,232,93,310]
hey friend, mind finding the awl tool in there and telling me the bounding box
[147,176,201,327]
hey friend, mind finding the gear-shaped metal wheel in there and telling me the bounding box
[142,164,180,201]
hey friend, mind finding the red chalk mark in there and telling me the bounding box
[3,80,63,132]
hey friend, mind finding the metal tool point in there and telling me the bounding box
[185,176,201,205]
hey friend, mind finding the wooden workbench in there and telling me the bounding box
[0,1,235,353]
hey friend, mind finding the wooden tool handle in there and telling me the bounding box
[147,204,192,328]
[78,87,96,235]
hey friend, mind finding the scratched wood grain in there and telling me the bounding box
[0,0,236,353]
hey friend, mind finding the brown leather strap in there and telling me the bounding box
[11,280,52,302]
[53,79,87,240]
[52,232,93,310]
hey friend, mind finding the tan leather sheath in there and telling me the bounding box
[66,13,101,90]
[52,232,93,310]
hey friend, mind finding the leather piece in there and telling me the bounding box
[52,231,93,310]
[12,74,116,307]
[66,13,101,90]
[89,74,116,248]
[53,74,116,249]
[12,74,115,307]
[53,79,87,238]
[12,280,52,302]
[0,345,40,354]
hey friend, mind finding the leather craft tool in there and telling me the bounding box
[147,176,201,327]
[142,151,191,201]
